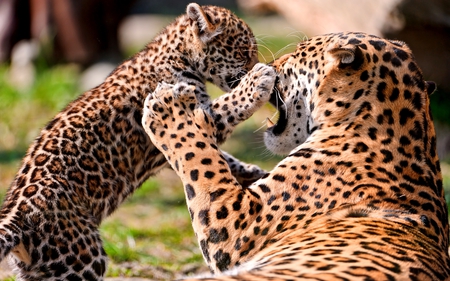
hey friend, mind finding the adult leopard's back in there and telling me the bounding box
[143,32,450,280]
[0,3,276,280]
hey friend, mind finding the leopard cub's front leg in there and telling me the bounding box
[210,63,276,143]
[210,63,276,186]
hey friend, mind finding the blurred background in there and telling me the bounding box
[0,0,449,280]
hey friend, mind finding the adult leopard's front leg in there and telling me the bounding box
[142,82,270,272]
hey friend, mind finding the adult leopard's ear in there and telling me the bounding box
[426,81,436,96]
[328,44,364,70]
[187,3,222,43]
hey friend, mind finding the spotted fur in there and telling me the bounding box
[0,4,275,280]
[143,32,450,280]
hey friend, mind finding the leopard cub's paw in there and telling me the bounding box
[247,63,276,101]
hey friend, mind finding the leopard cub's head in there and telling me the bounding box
[182,3,258,91]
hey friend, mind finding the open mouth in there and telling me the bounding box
[226,72,246,89]
[267,77,288,136]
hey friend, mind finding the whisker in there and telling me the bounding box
[253,121,267,133]
[260,149,276,161]
[274,42,298,58]
[286,30,308,41]
[258,51,268,63]
[274,87,288,119]
[256,44,276,63]
[256,35,276,44]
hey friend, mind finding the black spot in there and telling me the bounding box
[199,239,210,262]
[259,184,271,193]
[380,65,389,79]
[403,74,413,86]
[209,227,229,243]
[185,184,196,200]
[394,48,409,61]
[210,188,226,201]
[391,57,402,67]
[196,141,206,149]
[82,271,96,281]
[355,101,372,116]
[199,210,210,225]
[400,136,411,146]
[213,250,231,271]
[369,40,386,51]
[282,192,291,201]
[190,169,199,181]
[399,108,415,125]
[368,127,378,140]
[408,61,418,72]
[185,152,195,161]
[409,121,423,140]
[272,174,286,182]
[412,92,423,110]
[411,163,424,175]
[201,158,212,165]
[389,88,400,102]
[382,52,392,62]
[380,149,394,163]
[348,38,361,45]
[204,171,215,179]
[373,54,379,63]
[353,142,369,153]
[376,82,387,102]
[360,71,369,82]
[239,240,255,257]
[92,260,105,276]
[216,206,229,219]
[353,89,364,100]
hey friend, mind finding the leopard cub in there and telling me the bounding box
[0,3,275,280]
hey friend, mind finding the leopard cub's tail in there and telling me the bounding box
[0,212,27,264]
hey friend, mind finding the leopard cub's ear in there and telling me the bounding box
[187,3,222,43]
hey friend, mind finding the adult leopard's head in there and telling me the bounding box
[182,3,258,91]
[265,32,436,155]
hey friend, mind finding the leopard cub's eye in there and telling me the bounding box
[236,47,249,60]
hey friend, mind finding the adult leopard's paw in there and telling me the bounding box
[142,82,214,154]
[142,82,195,150]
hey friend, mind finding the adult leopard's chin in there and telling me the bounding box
[264,77,309,155]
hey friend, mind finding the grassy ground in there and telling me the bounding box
[1,30,450,280]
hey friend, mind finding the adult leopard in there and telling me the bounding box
[143,32,450,280]
[0,3,276,280]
